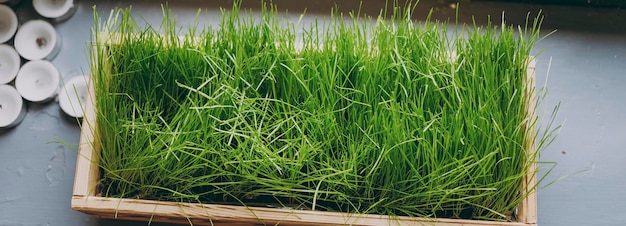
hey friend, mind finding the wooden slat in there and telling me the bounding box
[72,196,532,226]
[516,59,538,225]
[72,76,100,198]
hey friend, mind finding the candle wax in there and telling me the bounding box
[15,60,60,103]
[0,84,26,128]
[0,44,20,84]
[59,75,88,118]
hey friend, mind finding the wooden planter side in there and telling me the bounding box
[518,59,538,225]
[72,196,533,226]
[72,74,100,198]
[72,42,538,226]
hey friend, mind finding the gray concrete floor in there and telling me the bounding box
[0,0,624,225]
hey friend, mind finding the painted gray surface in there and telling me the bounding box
[0,0,624,225]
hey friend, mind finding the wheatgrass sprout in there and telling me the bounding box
[90,1,557,221]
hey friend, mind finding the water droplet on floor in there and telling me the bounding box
[16,167,23,176]
[0,196,21,204]
[29,111,60,131]
[45,146,66,186]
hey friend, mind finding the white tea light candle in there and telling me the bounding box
[15,60,60,103]
[33,0,76,22]
[14,20,62,61]
[0,4,18,44]
[59,75,88,118]
[0,44,20,84]
[0,84,26,129]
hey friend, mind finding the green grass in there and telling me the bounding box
[90,2,556,221]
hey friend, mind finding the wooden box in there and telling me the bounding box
[71,34,538,226]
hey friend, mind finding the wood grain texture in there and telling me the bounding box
[72,76,99,198]
[517,59,538,225]
[71,34,538,225]
[72,196,534,226]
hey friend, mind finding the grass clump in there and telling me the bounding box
[90,2,555,221]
